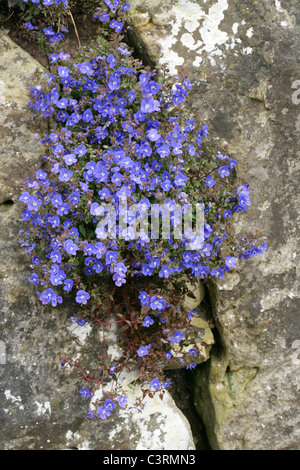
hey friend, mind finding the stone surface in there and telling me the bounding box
[127,0,300,450]
[0,33,195,450]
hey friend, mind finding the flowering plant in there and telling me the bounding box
[17,0,267,419]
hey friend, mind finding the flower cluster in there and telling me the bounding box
[79,388,128,420]
[17,0,267,419]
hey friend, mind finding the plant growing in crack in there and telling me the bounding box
[15,0,267,420]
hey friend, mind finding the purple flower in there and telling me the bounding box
[122,2,130,12]
[186,363,197,370]
[49,250,61,263]
[108,75,121,91]
[59,168,73,182]
[156,144,170,158]
[29,273,39,285]
[218,165,230,178]
[187,310,197,320]
[167,331,185,343]
[225,255,236,267]
[141,96,160,114]
[75,144,87,156]
[38,288,56,305]
[75,290,90,305]
[149,295,166,311]
[143,316,154,327]
[137,344,151,357]
[50,215,60,228]
[159,265,173,279]
[189,348,197,357]
[27,196,42,212]
[58,66,70,78]
[97,405,110,420]
[223,209,232,219]
[110,20,123,32]
[116,395,128,408]
[138,291,149,307]
[64,239,79,255]
[149,378,160,390]
[43,26,54,36]
[205,176,216,188]
[147,128,160,142]
[80,387,92,398]
[25,22,35,30]
[63,279,73,292]
[104,399,116,411]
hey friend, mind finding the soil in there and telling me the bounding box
[2,4,103,69]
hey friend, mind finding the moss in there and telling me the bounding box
[191,349,259,449]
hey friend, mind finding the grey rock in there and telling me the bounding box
[127,0,300,450]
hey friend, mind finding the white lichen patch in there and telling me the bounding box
[152,0,255,74]
[65,430,91,450]
[36,400,51,416]
[4,390,24,410]
[260,288,298,311]
[274,0,284,12]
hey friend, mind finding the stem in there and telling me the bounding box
[68,9,81,48]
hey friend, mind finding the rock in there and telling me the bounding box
[127,0,300,450]
[164,316,215,370]
[0,33,195,450]
[182,277,205,311]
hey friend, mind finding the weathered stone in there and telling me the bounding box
[182,277,205,311]
[127,0,300,450]
[0,33,195,450]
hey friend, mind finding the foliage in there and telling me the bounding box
[16,0,267,419]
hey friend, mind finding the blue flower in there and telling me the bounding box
[189,348,197,357]
[97,405,110,420]
[167,331,185,343]
[149,378,160,390]
[122,2,131,12]
[149,295,166,311]
[63,279,73,292]
[29,273,39,285]
[159,265,173,279]
[162,380,171,388]
[143,316,154,327]
[205,176,216,188]
[137,344,151,357]
[138,291,149,307]
[225,256,236,267]
[25,22,35,30]
[80,387,92,398]
[116,395,128,408]
[76,290,90,305]
[64,239,79,255]
[186,363,197,370]
[43,26,54,36]
[59,168,73,182]
[147,128,160,142]
[218,165,230,178]
[104,399,116,411]
[223,209,232,219]
[187,310,197,320]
